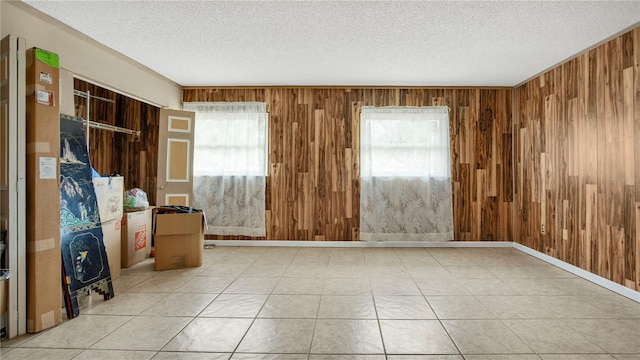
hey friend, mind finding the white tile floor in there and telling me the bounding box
[1,246,640,359]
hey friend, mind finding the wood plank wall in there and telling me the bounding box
[74,79,160,205]
[183,88,513,241]
[514,27,640,291]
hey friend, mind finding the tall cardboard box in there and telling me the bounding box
[100,219,122,279]
[121,209,152,267]
[0,271,8,339]
[153,212,204,271]
[25,48,62,333]
[93,177,123,278]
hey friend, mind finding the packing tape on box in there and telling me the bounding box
[27,142,50,154]
[28,238,55,253]
[41,310,55,329]
[25,84,45,96]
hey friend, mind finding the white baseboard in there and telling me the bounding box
[513,243,640,303]
[205,240,512,248]
[204,239,640,303]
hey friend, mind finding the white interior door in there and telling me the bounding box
[157,109,195,206]
[1,34,27,338]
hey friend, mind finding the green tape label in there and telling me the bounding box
[35,48,59,69]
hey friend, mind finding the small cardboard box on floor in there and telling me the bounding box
[25,47,62,333]
[121,209,152,267]
[153,210,204,271]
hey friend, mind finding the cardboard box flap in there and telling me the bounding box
[154,212,204,236]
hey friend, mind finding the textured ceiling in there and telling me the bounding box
[22,0,640,87]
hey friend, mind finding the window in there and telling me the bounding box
[361,111,450,178]
[360,106,454,241]
[183,102,268,237]
[190,106,268,177]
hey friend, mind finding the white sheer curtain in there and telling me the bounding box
[183,102,268,237]
[360,106,454,241]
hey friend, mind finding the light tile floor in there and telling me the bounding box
[1,246,639,359]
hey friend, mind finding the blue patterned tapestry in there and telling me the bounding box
[59,114,114,318]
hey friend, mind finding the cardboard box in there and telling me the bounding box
[121,209,152,267]
[93,177,123,223]
[25,48,62,333]
[153,212,204,271]
[0,272,7,339]
[93,176,123,278]
[101,219,121,279]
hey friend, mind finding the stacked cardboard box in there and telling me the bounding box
[93,176,123,279]
[121,209,152,267]
[25,48,62,333]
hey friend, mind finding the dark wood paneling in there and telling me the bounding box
[74,79,160,205]
[184,87,513,241]
[514,27,640,291]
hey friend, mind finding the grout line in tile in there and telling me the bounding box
[228,248,300,357]
[4,247,640,358]
[370,278,389,357]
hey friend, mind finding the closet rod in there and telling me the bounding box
[65,116,141,137]
[73,89,115,104]
[87,121,141,136]
[73,89,140,137]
